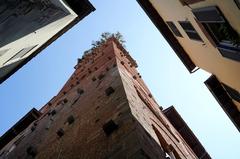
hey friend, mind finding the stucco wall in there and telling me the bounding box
[0,0,78,80]
[149,0,240,109]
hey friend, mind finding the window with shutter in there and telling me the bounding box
[166,21,183,37]
[179,21,203,41]
[193,6,240,62]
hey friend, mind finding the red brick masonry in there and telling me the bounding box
[0,38,206,159]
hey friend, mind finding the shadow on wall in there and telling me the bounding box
[0,0,69,48]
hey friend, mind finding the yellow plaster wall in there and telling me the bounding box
[149,0,240,102]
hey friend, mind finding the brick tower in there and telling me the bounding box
[0,37,205,159]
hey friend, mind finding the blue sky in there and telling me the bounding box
[0,0,239,158]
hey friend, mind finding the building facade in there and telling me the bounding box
[163,106,211,159]
[137,0,240,131]
[0,0,95,84]
[0,38,210,159]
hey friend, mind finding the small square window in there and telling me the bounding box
[56,128,65,138]
[103,120,118,136]
[92,76,96,81]
[49,109,56,116]
[179,21,203,41]
[77,88,84,95]
[98,74,105,80]
[105,87,115,96]
[66,115,75,125]
[63,98,68,103]
[166,21,183,37]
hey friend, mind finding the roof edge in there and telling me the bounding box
[204,75,240,132]
[137,0,197,73]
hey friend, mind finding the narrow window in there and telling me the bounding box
[166,22,183,37]
[193,6,240,61]
[179,21,203,41]
[103,120,118,136]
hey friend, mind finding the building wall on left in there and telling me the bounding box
[0,0,95,83]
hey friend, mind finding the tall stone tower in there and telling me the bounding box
[0,37,205,159]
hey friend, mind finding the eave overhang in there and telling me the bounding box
[205,75,240,132]
[0,108,41,150]
[137,0,197,73]
[163,106,211,158]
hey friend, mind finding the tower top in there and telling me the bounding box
[40,35,138,114]
[75,36,138,70]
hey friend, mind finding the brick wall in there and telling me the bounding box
[1,38,198,159]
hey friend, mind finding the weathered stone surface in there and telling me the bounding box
[0,38,199,159]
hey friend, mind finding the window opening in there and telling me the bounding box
[103,120,118,136]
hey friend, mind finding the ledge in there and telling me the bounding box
[205,75,240,132]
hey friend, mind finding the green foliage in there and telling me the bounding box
[219,23,240,47]
[84,32,126,56]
